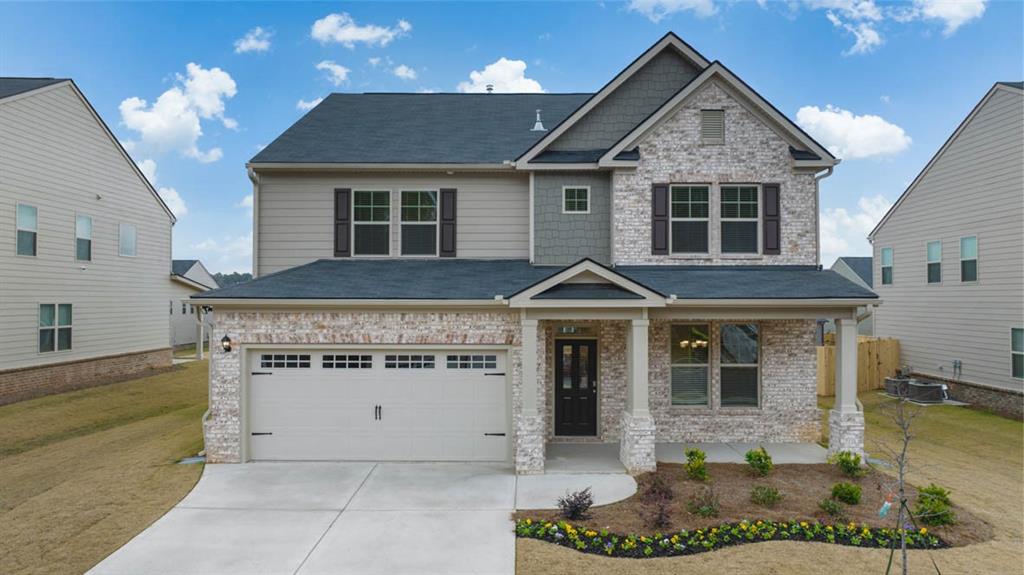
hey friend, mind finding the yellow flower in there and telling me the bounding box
[919,528,928,535]
[756,520,763,526]
[585,530,597,538]
[739,523,748,530]
[525,519,532,525]
[800,522,809,528]
[826,525,833,531]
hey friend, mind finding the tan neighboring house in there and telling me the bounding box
[0,77,176,403]
[822,256,874,339]
[170,259,218,348]
[869,81,1024,419]
[195,34,878,473]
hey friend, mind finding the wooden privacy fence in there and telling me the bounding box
[817,336,900,397]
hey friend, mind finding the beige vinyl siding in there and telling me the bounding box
[255,171,529,275]
[169,280,202,346]
[181,261,218,288]
[872,86,1023,391]
[0,83,173,370]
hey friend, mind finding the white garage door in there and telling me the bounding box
[247,350,508,462]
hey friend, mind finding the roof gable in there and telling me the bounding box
[833,257,873,288]
[0,77,69,100]
[508,258,665,307]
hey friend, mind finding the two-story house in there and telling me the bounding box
[0,77,176,403]
[870,81,1023,419]
[170,259,218,349]
[195,33,877,473]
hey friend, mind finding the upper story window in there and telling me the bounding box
[39,303,72,353]
[720,185,759,254]
[76,215,92,261]
[720,323,759,407]
[1013,328,1023,379]
[881,247,893,285]
[353,190,390,256]
[119,223,137,257]
[926,240,942,283]
[960,236,977,282]
[670,324,710,407]
[400,191,437,256]
[700,109,724,145]
[562,187,590,214]
[670,185,709,254]
[16,204,37,256]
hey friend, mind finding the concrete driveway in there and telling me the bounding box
[87,462,636,575]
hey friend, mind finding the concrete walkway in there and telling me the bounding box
[87,462,637,575]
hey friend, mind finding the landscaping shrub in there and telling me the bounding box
[831,482,862,505]
[686,487,720,518]
[642,493,673,529]
[915,484,956,526]
[818,498,847,520]
[832,451,866,478]
[750,485,783,507]
[641,473,674,503]
[684,448,708,481]
[745,447,774,476]
[558,487,594,520]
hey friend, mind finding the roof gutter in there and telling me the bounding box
[247,162,514,172]
[188,297,513,308]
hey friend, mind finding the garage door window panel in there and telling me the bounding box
[260,354,311,368]
[323,354,372,369]
[385,354,435,369]
[446,354,497,369]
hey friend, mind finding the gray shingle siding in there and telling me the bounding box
[533,171,612,265]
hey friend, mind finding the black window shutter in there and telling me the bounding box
[439,188,457,257]
[762,183,781,255]
[334,188,351,257]
[651,184,669,255]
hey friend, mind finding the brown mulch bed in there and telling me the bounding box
[514,463,991,548]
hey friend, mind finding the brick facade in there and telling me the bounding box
[0,348,173,405]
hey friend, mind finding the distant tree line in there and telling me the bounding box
[213,272,253,286]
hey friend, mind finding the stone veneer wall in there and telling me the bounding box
[205,310,522,463]
[612,81,819,266]
[649,319,820,443]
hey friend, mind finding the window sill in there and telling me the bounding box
[667,406,762,415]
[719,254,763,260]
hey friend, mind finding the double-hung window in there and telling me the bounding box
[400,190,437,256]
[119,223,137,257]
[926,240,942,283]
[76,215,92,261]
[720,185,758,254]
[16,204,37,256]
[881,247,894,285]
[353,191,390,256]
[670,185,709,253]
[39,304,72,353]
[1013,328,1023,379]
[720,323,759,407]
[960,236,977,282]
[563,187,589,214]
[670,324,710,406]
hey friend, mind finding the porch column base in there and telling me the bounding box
[619,411,656,474]
[515,413,546,475]
[828,409,865,457]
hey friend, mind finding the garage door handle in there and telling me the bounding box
[251,432,272,436]
[484,433,506,437]
[484,372,505,376]
[251,371,273,376]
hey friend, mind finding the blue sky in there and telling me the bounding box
[2,1,1021,273]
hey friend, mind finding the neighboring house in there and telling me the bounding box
[869,81,1024,418]
[0,77,176,403]
[196,33,877,473]
[822,256,874,338]
[170,259,218,348]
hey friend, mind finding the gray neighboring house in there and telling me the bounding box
[822,256,874,338]
[0,77,176,403]
[196,33,877,473]
[170,259,218,348]
[869,81,1023,418]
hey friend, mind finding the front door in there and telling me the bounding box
[554,340,598,436]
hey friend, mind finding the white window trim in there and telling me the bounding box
[561,186,591,215]
[38,302,73,354]
[881,247,894,285]
[118,223,138,257]
[351,189,392,258]
[669,184,711,256]
[720,183,761,256]
[1012,328,1024,380]
[669,322,711,408]
[16,202,38,257]
[959,235,978,283]
[75,213,92,262]
[398,189,440,257]
[925,239,942,285]
[719,322,761,409]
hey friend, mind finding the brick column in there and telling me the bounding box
[620,318,656,474]
[829,318,864,456]
[515,319,545,474]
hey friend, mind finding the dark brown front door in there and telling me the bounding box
[554,339,597,436]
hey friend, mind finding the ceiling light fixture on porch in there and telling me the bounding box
[221,335,232,353]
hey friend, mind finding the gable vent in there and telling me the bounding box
[701,109,724,144]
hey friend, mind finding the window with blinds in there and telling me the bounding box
[670,324,710,406]
[721,185,759,254]
[670,185,709,254]
[701,109,724,144]
[720,324,759,407]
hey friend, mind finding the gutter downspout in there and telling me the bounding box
[814,163,837,268]
[247,166,260,277]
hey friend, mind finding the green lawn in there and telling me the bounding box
[0,361,208,575]
[173,342,209,358]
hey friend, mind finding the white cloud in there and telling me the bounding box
[311,12,411,48]
[880,94,891,104]
[820,195,891,264]
[393,64,417,80]
[296,97,324,111]
[627,0,717,22]
[236,194,253,211]
[827,14,883,55]
[316,60,350,86]
[158,187,188,217]
[914,0,986,35]
[457,58,544,93]
[136,158,157,184]
[191,232,253,273]
[417,87,437,94]
[119,63,236,163]
[234,26,272,53]
[368,57,382,67]
[796,105,911,159]
[804,0,882,21]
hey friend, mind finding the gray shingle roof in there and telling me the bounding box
[250,93,592,165]
[0,77,68,99]
[194,259,877,301]
[172,259,198,276]
[997,81,1023,90]
[835,256,873,287]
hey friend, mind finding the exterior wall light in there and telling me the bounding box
[221,335,232,353]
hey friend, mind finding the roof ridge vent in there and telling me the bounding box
[531,109,547,132]
[486,84,494,93]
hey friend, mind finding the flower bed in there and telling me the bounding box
[515,518,948,558]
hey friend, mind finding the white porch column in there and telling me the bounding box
[515,318,545,474]
[829,317,865,457]
[620,318,656,474]
[195,310,205,360]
